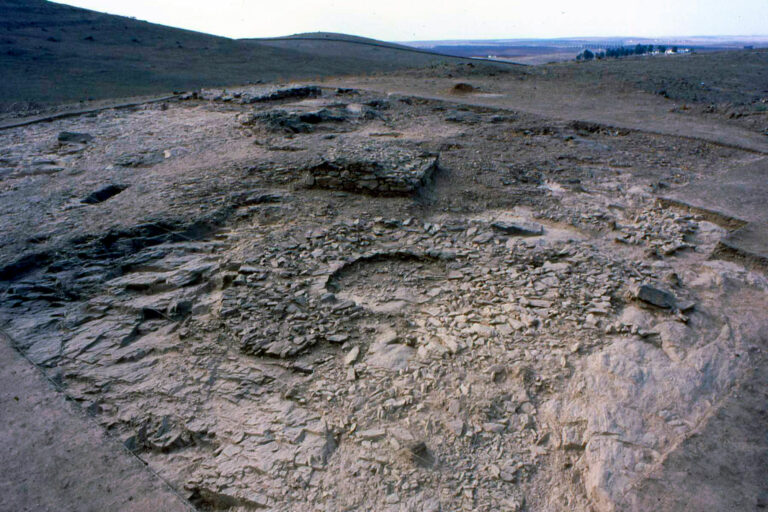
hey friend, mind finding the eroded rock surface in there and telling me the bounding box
[1,85,766,511]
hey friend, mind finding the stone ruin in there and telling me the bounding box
[302,146,439,195]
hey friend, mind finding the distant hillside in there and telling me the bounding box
[252,32,444,54]
[245,31,482,76]
[0,1,472,113]
[258,32,419,49]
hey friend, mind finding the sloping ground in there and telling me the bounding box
[250,31,476,64]
[256,31,434,51]
[0,0,469,114]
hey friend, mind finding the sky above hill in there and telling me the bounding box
[58,0,768,41]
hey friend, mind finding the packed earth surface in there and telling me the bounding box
[1,75,768,512]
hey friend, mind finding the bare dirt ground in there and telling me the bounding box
[1,80,767,511]
[320,60,768,271]
[0,330,192,512]
[319,62,768,154]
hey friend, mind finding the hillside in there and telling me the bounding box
[250,31,459,59]
[0,0,471,114]
[257,31,423,50]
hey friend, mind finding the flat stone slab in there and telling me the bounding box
[714,223,768,271]
[631,283,677,309]
[661,156,768,270]
[491,220,544,236]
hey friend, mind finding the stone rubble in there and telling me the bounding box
[303,146,439,195]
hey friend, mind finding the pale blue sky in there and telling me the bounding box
[58,0,768,41]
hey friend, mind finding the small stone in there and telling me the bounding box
[332,300,355,311]
[632,283,677,309]
[491,221,544,236]
[499,468,517,482]
[543,261,570,272]
[409,441,435,467]
[473,232,494,244]
[448,419,464,436]
[236,112,256,125]
[327,334,349,343]
[561,425,585,450]
[358,428,386,440]
[376,329,399,345]
[442,335,460,353]
[526,299,552,308]
[483,422,506,433]
[488,364,506,382]
[343,346,359,365]
[58,131,93,144]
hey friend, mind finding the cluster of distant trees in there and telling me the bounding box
[576,44,680,61]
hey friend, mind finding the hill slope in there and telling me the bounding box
[0,0,470,113]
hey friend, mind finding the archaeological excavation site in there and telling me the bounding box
[2,1,768,511]
[2,79,767,511]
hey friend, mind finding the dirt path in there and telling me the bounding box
[319,75,768,154]
[0,94,180,131]
[0,332,193,512]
